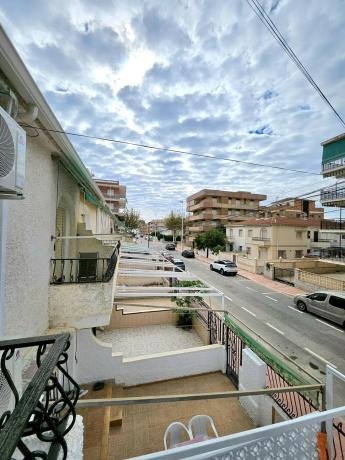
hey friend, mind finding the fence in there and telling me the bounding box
[50,242,120,284]
[199,306,345,459]
[296,269,345,292]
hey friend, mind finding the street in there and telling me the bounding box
[154,242,345,384]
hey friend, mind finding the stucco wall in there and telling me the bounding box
[3,134,56,337]
[49,266,118,329]
[107,307,174,329]
[76,329,225,385]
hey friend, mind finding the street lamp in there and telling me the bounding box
[179,199,184,252]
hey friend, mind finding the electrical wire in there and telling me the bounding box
[246,0,345,128]
[19,123,320,176]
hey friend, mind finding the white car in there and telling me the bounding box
[210,260,238,276]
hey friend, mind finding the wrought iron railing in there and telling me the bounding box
[0,334,79,460]
[321,188,345,202]
[51,242,120,284]
[320,247,345,263]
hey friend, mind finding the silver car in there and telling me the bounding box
[293,291,345,326]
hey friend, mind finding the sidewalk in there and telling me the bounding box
[194,252,305,297]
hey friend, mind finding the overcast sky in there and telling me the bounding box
[1,0,344,220]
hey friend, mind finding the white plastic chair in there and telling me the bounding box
[164,421,191,449]
[188,415,219,439]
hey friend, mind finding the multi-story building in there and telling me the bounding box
[147,218,167,235]
[95,178,127,221]
[226,217,322,262]
[186,189,267,244]
[262,197,324,220]
[320,132,345,207]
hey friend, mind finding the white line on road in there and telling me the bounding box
[241,307,257,317]
[315,318,344,333]
[266,322,285,335]
[224,295,233,302]
[265,295,278,302]
[288,305,303,314]
[246,286,259,292]
[304,347,338,369]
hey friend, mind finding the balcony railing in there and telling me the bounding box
[252,236,271,241]
[50,242,120,284]
[0,334,79,460]
[320,187,345,203]
[322,156,345,173]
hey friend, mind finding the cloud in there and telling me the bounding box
[0,0,344,219]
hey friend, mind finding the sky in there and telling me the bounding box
[1,0,345,220]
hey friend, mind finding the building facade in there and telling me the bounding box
[320,132,345,207]
[95,178,127,221]
[226,217,321,261]
[186,189,267,244]
[263,197,324,220]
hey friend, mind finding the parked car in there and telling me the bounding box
[165,243,176,250]
[182,249,195,258]
[172,258,185,271]
[210,260,238,276]
[293,291,345,326]
[161,251,174,261]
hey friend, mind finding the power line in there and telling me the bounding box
[19,123,320,176]
[246,0,345,128]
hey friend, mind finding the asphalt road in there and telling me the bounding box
[154,242,345,384]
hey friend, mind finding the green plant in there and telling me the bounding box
[172,280,204,330]
[194,229,226,257]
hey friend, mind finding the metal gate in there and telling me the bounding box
[225,326,245,388]
[273,267,295,285]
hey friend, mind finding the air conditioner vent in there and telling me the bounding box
[0,112,15,177]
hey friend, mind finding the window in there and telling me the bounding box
[246,247,251,255]
[248,230,253,237]
[296,231,303,240]
[236,200,241,207]
[239,229,243,237]
[329,296,345,309]
[295,250,303,258]
[308,293,327,301]
[278,250,287,259]
[229,229,233,237]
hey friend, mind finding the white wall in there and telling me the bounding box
[239,348,288,427]
[76,329,225,385]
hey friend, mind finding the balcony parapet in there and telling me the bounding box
[0,334,79,460]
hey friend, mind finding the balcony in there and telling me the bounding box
[0,334,81,460]
[252,236,271,245]
[320,186,345,207]
[322,155,345,178]
[49,242,120,329]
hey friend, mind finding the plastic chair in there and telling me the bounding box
[188,415,219,439]
[164,421,191,449]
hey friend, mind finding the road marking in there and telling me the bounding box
[266,322,285,335]
[315,318,344,333]
[304,347,338,369]
[288,305,303,314]
[241,307,257,317]
[224,295,233,302]
[246,286,258,292]
[265,295,278,302]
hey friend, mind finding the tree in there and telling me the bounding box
[194,228,226,257]
[164,211,182,242]
[172,280,204,329]
[124,208,141,232]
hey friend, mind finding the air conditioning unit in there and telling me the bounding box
[0,104,26,198]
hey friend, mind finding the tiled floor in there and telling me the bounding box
[107,372,254,459]
[98,324,204,357]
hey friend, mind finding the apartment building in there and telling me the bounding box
[227,217,321,262]
[95,178,127,221]
[263,197,324,220]
[147,218,168,235]
[320,132,345,207]
[186,189,267,244]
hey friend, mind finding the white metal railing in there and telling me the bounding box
[132,406,345,460]
[323,156,345,172]
[296,269,345,291]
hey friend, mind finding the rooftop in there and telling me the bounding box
[321,132,345,146]
[187,189,267,201]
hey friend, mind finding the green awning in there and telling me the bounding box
[322,137,345,164]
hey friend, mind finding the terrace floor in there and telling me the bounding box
[98,324,203,357]
[107,372,254,459]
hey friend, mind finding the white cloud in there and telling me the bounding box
[0,0,344,220]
